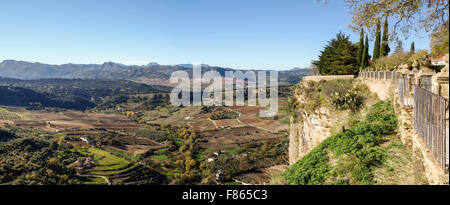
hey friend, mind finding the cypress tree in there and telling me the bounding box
[380,16,390,56]
[357,28,364,66]
[410,41,415,54]
[372,19,381,60]
[361,35,369,69]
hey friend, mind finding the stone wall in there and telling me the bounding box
[302,75,354,82]
[361,79,394,101]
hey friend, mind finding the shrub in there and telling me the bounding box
[210,110,239,120]
[331,87,364,111]
[294,79,368,113]
[200,105,219,114]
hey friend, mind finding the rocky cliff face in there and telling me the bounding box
[287,77,362,165]
[288,106,335,165]
[288,84,353,165]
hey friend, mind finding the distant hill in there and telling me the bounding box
[0,77,171,93]
[0,77,171,110]
[0,60,310,86]
[0,86,93,110]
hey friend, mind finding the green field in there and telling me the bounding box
[151,154,168,162]
[84,176,108,185]
[85,148,132,175]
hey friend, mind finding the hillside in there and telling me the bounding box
[0,77,171,110]
[0,86,93,110]
[0,127,167,185]
[0,128,81,185]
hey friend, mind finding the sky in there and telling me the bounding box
[0,0,431,70]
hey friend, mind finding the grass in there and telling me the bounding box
[152,155,168,162]
[54,133,66,145]
[84,176,108,185]
[223,147,239,155]
[73,147,135,184]
[89,163,138,176]
[89,147,130,167]
[223,181,241,185]
[103,147,140,161]
[79,147,132,177]
[283,101,398,185]
[372,134,428,185]
[195,148,219,161]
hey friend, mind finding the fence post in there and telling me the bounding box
[432,54,449,98]
[399,64,411,106]
[394,66,400,84]
[392,67,396,83]
[391,69,395,83]
[417,56,436,92]
[410,60,419,95]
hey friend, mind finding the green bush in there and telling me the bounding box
[294,79,368,113]
[200,105,219,114]
[331,87,364,111]
[210,110,239,120]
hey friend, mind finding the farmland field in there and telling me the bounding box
[0,108,23,121]
[83,147,132,175]
[0,89,292,185]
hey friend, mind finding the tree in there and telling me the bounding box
[361,35,369,69]
[394,40,403,54]
[315,32,359,75]
[346,0,449,37]
[380,16,390,56]
[372,19,381,60]
[410,41,415,54]
[430,20,449,56]
[357,28,364,66]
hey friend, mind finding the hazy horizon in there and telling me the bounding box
[0,58,310,71]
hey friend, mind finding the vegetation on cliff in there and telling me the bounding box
[282,101,398,185]
[290,79,370,115]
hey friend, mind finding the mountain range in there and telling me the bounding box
[0,60,310,86]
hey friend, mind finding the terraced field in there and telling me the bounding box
[85,148,132,175]
[80,147,166,185]
[0,108,23,121]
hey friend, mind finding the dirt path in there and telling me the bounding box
[232,178,254,185]
[209,118,219,129]
[77,174,111,185]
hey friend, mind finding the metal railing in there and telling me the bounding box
[360,71,449,172]
[414,86,449,172]
[421,76,433,92]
